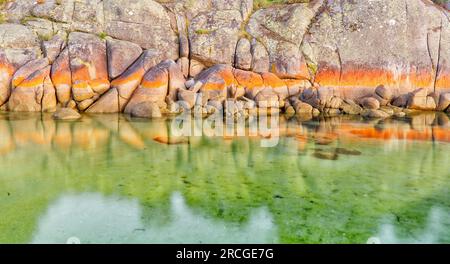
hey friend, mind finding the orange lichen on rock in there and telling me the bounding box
[111,69,145,87]
[261,72,288,100]
[315,63,435,95]
[51,49,72,105]
[215,66,236,88]
[435,71,450,93]
[201,78,226,91]
[15,69,48,89]
[124,62,169,114]
[11,58,49,89]
[233,69,264,89]
[0,60,15,105]
[140,69,168,89]
[261,72,286,89]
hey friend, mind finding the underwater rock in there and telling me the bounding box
[130,102,162,118]
[335,148,362,156]
[313,151,338,161]
[53,108,81,120]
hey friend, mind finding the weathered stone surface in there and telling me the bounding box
[41,73,57,112]
[23,17,55,41]
[247,2,320,79]
[361,97,380,110]
[178,89,197,109]
[68,32,109,109]
[167,62,186,103]
[1,0,35,23]
[392,94,410,108]
[261,72,288,101]
[8,65,56,112]
[106,39,143,80]
[0,24,41,67]
[42,35,66,63]
[437,93,450,111]
[53,108,81,120]
[407,88,437,110]
[233,69,264,100]
[179,34,189,58]
[0,52,15,106]
[51,48,71,106]
[284,79,309,97]
[32,0,75,23]
[305,0,450,98]
[210,0,253,19]
[88,50,161,113]
[71,0,105,34]
[104,0,178,60]
[177,57,189,78]
[375,85,393,101]
[250,39,269,73]
[195,64,236,103]
[12,58,49,89]
[189,10,242,66]
[362,109,391,119]
[124,60,171,114]
[234,38,252,70]
[189,59,205,78]
[130,102,162,118]
[292,99,313,114]
[341,99,363,115]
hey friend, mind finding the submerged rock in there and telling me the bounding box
[313,151,338,161]
[130,102,162,118]
[53,108,81,120]
[335,148,362,156]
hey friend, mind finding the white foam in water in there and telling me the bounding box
[31,192,278,244]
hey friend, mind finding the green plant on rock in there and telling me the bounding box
[195,29,213,35]
[98,32,108,40]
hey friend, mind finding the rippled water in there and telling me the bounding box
[0,112,449,244]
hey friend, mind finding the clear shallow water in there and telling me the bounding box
[0,112,449,244]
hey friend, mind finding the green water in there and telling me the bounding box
[0,112,449,244]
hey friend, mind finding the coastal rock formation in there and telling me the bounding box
[304,0,450,99]
[0,0,449,116]
[68,32,109,110]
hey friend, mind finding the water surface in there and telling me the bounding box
[0,112,449,243]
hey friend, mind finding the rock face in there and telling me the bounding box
[103,0,178,60]
[68,32,109,110]
[53,108,81,120]
[0,23,41,106]
[130,102,162,118]
[123,60,173,114]
[87,50,161,113]
[106,39,143,80]
[0,0,449,115]
[8,65,56,112]
[247,2,321,79]
[304,0,450,99]
[51,48,71,106]
[189,10,242,66]
[0,52,15,106]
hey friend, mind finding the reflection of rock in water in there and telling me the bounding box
[373,207,450,244]
[335,148,362,156]
[153,136,188,145]
[313,151,338,160]
[31,192,278,244]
